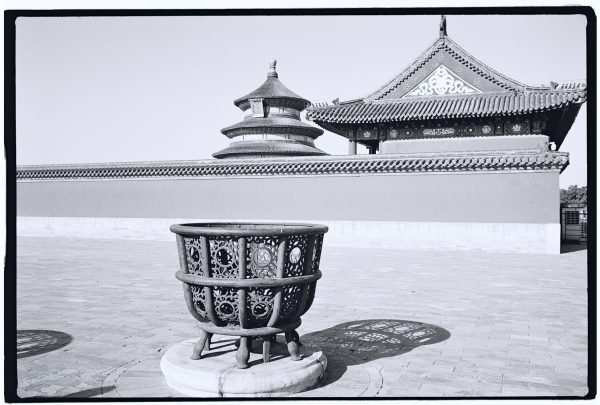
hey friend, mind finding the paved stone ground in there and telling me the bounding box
[14,236,588,398]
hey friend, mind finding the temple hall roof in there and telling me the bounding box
[306,89,586,124]
[306,18,587,125]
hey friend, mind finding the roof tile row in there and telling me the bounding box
[17,151,568,180]
[307,90,587,124]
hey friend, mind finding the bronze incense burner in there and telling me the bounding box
[170,223,327,369]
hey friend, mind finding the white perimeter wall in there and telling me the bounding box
[17,170,561,254]
[17,216,561,254]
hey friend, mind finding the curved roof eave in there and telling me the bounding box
[233,76,310,108]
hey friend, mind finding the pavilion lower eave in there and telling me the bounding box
[212,140,327,159]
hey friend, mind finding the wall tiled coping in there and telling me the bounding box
[17,150,568,181]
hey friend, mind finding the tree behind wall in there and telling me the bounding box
[560,185,587,204]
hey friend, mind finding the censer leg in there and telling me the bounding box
[236,337,251,369]
[191,330,209,360]
[263,334,277,363]
[204,332,213,351]
[290,329,302,347]
[285,330,302,361]
[262,337,271,363]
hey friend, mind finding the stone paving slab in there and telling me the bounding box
[13,236,589,398]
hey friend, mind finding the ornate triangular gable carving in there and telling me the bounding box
[405,64,482,97]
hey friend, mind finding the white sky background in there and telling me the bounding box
[15,14,587,187]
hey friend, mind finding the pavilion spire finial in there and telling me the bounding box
[268,59,278,78]
[439,15,447,38]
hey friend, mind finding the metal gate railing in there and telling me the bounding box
[561,210,587,242]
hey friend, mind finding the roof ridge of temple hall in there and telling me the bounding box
[310,15,584,108]
[305,16,586,152]
[362,25,527,102]
[306,16,586,137]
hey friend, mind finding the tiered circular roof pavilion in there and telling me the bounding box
[213,60,326,159]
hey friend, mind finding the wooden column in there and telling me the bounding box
[349,140,357,155]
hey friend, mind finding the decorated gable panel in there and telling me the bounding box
[406,65,481,97]
[377,47,510,101]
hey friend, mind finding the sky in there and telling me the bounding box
[15,14,588,187]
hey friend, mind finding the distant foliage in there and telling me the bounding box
[560,185,587,204]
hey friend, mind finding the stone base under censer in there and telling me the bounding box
[160,337,327,397]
